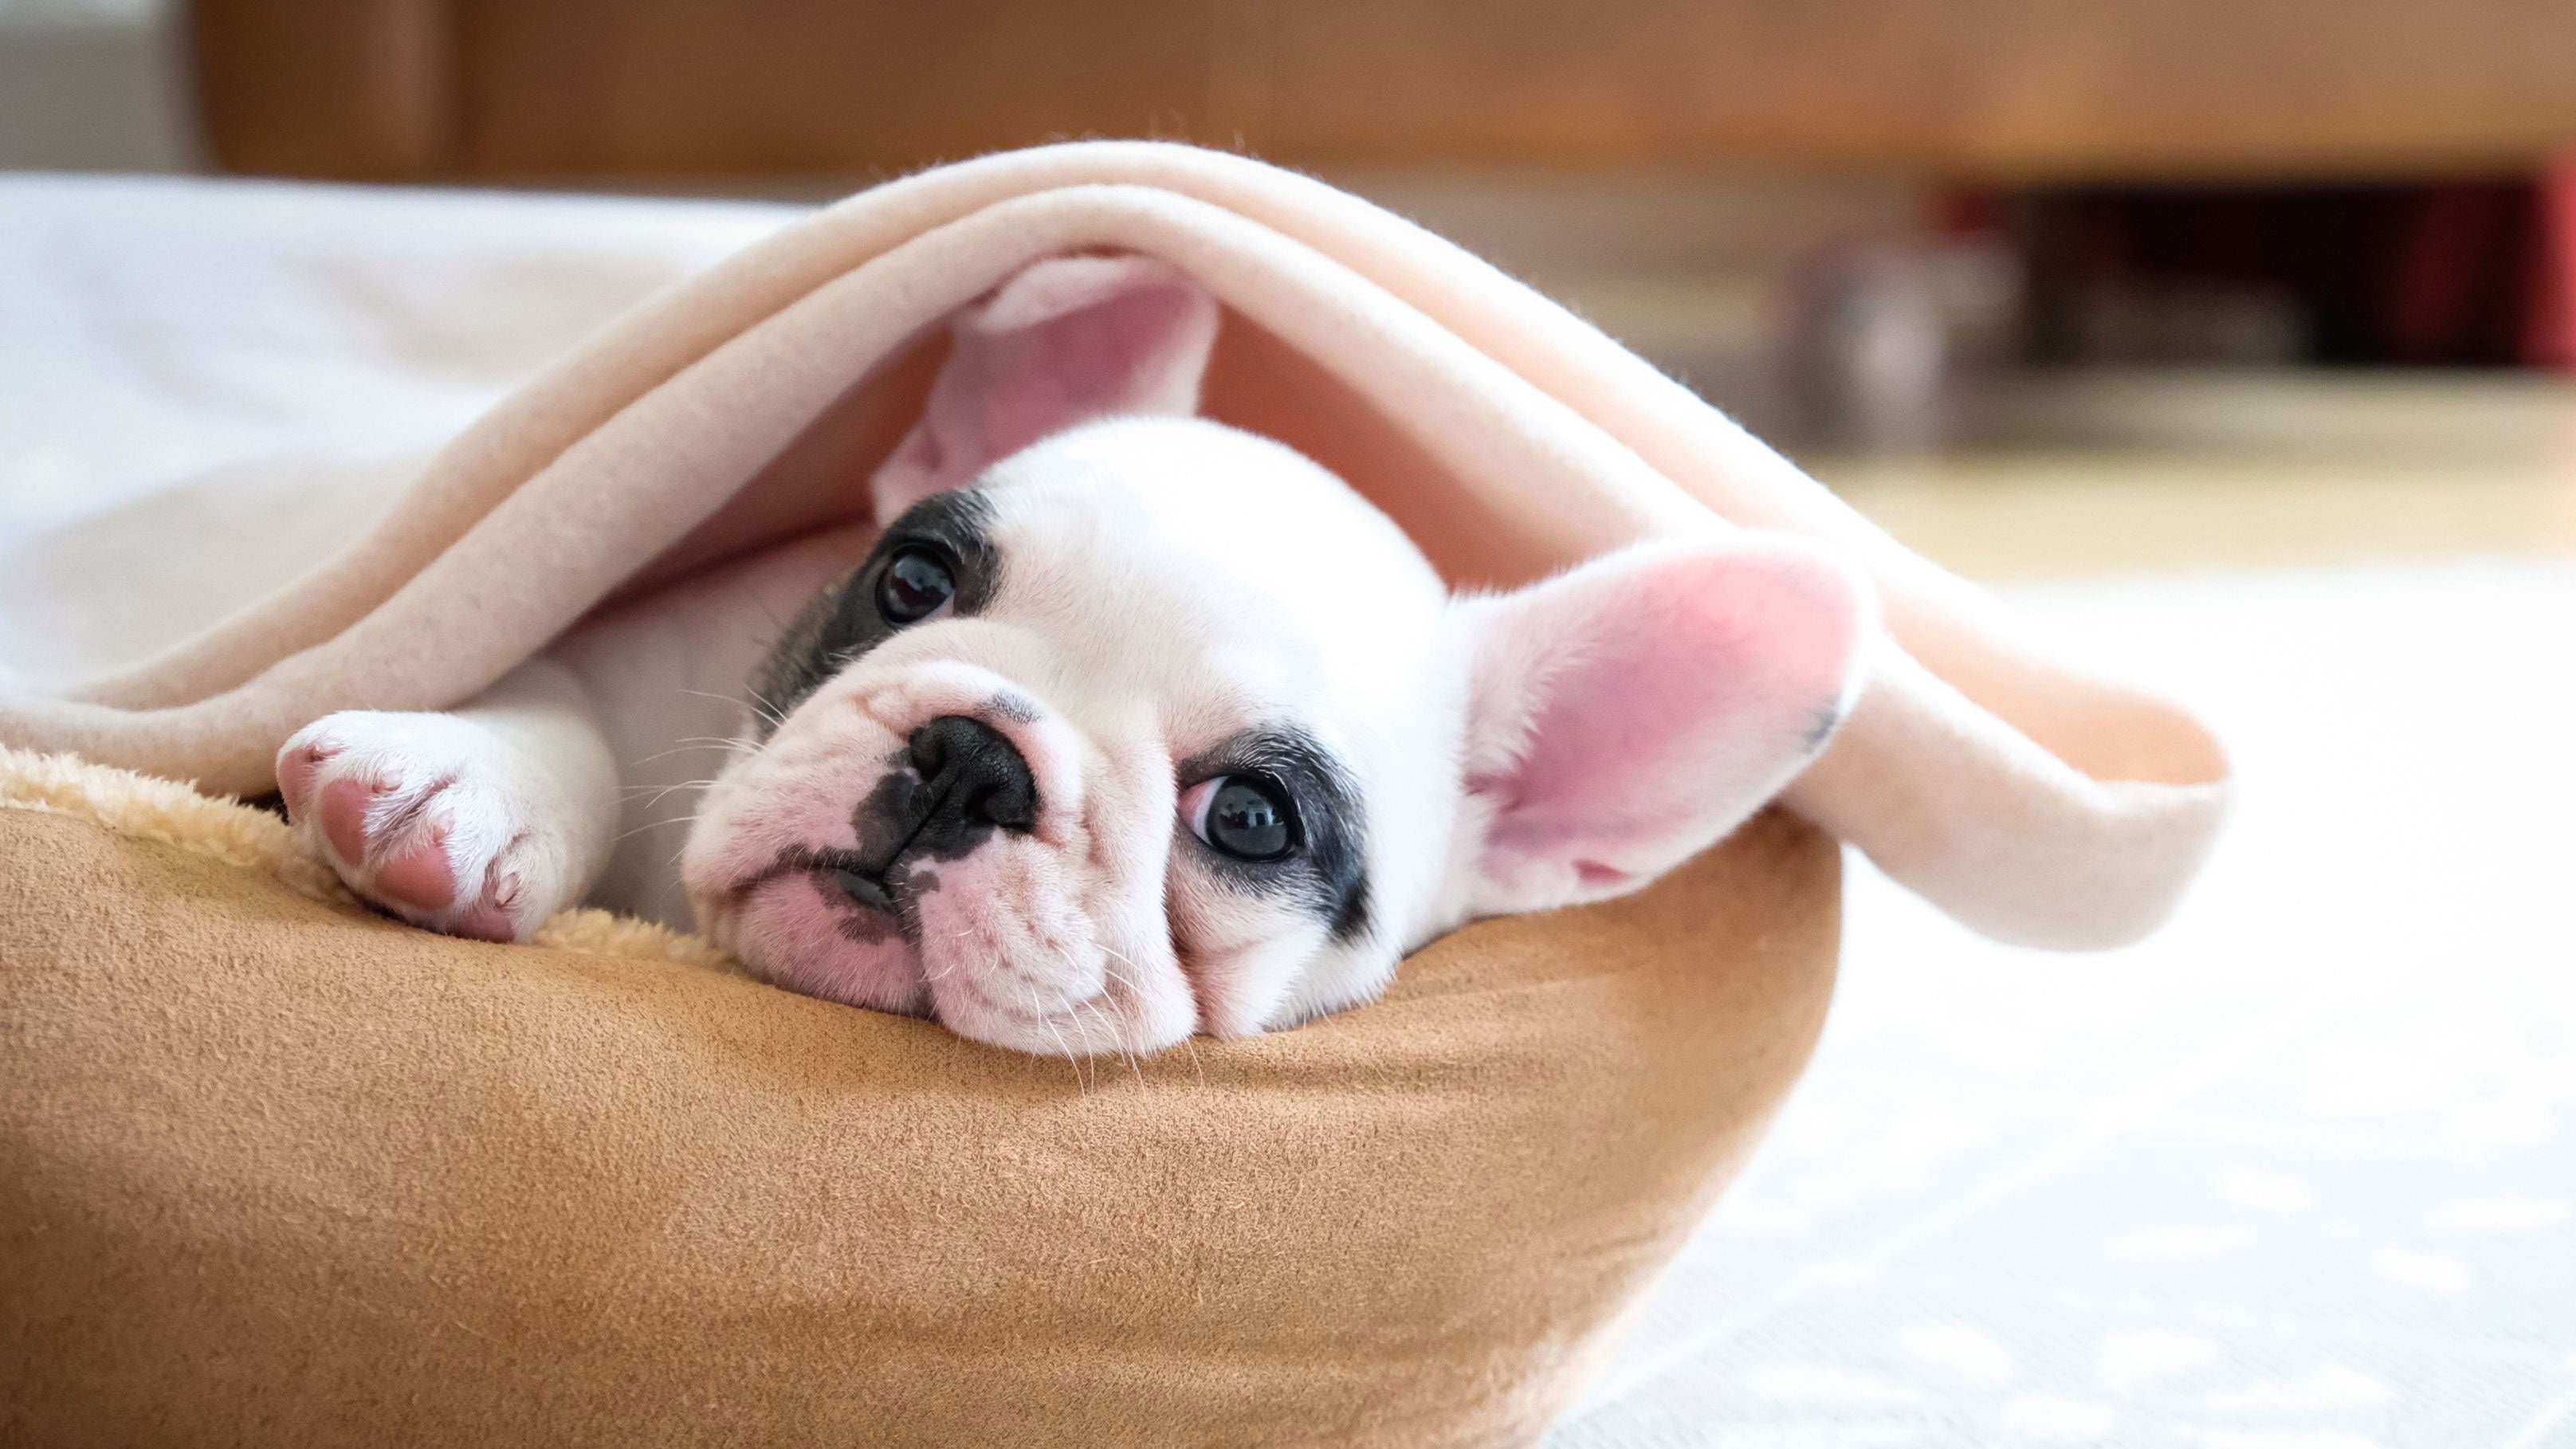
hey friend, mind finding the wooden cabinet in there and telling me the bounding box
[190,0,2576,182]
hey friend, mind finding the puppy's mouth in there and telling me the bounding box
[831,863,898,915]
[718,831,1116,1039]
[726,843,930,938]
[699,713,1066,1024]
[678,685,1197,1054]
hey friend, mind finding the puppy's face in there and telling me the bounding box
[684,419,1455,1051]
[680,256,1866,1058]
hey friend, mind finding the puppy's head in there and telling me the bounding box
[682,256,1868,1057]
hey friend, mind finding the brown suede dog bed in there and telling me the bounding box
[0,752,1835,1447]
[0,144,2224,1446]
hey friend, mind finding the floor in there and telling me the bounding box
[1551,375,2576,1448]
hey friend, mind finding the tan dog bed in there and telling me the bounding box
[0,749,1835,1447]
[0,143,2225,1444]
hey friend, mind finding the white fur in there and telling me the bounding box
[279,258,1866,1058]
[281,689,607,940]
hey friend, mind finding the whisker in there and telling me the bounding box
[1095,943,1145,988]
[615,810,705,846]
[615,780,724,813]
[1054,987,1111,1093]
[1032,990,1088,1094]
[1074,995,1147,1090]
[677,686,783,730]
[1083,941,1200,1085]
[630,738,756,768]
[742,684,791,729]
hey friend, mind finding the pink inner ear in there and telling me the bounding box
[869,254,1219,519]
[1469,540,1865,909]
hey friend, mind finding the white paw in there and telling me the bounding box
[277,711,583,942]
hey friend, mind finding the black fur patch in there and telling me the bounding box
[751,489,1000,736]
[730,842,919,944]
[1176,727,1372,944]
[1801,702,1844,752]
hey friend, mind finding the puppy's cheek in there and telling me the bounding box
[677,773,755,902]
[728,740,879,854]
[731,874,926,1017]
[910,844,1101,1033]
[1164,871,1265,1035]
[677,727,898,901]
[912,843,1197,1056]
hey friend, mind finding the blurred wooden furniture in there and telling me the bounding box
[1816,369,2576,579]
[189,0,2576,183]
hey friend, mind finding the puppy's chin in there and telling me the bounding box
[902,839,1117,1051]
[706,838,1196,1059]
[724,871,930,1019]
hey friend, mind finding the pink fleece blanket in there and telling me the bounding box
[0,141,2226,949]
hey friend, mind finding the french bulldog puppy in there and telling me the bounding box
[276,255,1867,1058]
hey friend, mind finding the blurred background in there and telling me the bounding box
[6,0,2575,577]
[5,4,2570,1446]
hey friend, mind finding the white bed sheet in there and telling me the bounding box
[0,174,796,687]
[5,174,2570,1449]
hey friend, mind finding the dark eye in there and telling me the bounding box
[1192,775,1297,861]
[875,545,956,625]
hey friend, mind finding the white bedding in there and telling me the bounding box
[6,174,2570,1449]
[0,175,796,686]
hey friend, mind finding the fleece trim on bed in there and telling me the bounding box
[0,744,730,968]
[0,141,2224,951]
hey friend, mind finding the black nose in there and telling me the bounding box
[901,715,1039,856]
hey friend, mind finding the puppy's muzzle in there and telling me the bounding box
[834,714,1039,910]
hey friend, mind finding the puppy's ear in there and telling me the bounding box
[1455,537,1871,917]
[870,253,1220,520]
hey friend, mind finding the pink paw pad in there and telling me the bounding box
[277,715,556,948]
[310,772,462,914]
[372,828,459,912]
[277,744,333,821]
[450,885,516,944]
[316,777,380,866]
